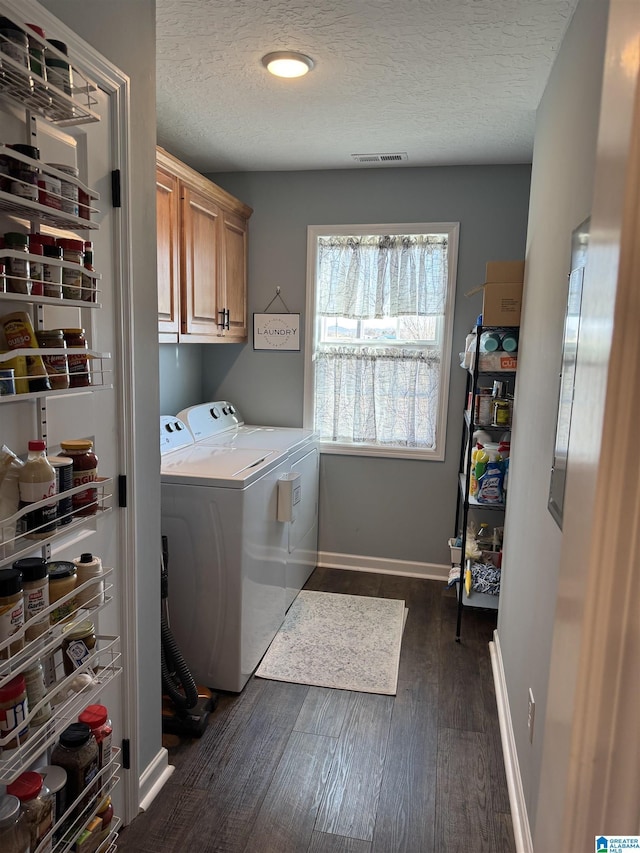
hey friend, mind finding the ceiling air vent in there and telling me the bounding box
[351,152,408,164]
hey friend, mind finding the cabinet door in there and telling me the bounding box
[181,185,224,340]
[221,209,249,341]
[156,166,181,341]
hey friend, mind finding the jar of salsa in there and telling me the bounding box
[59,440,98,516]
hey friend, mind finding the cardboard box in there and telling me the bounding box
[466,260,525,326]
[481,281,523,326]
[479,352,517,371]
[485,260,525,284]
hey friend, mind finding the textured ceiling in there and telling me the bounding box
[156,0,579,173]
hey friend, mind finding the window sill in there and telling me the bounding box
[319,442,444,462]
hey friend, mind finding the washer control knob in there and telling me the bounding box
[222,406,229,415]
[211,407,221,419]
[228,405,235,414]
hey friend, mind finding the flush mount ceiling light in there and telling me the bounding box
[262,51,314,78]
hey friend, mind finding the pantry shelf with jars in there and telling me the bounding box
[0,2,132,851]
[451,323,518,641]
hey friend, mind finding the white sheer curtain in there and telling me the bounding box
[314,234,449,449]
[317,235,448,318]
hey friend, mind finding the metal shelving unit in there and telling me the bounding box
[453,325,517,640]
[0,6,123,848]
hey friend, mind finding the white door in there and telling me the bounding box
[0,0,136,831]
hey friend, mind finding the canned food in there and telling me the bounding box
[49,456,73,526]
[0,368,15,395]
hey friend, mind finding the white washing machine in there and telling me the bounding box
[177,402,319,609]
[160,415,291,692]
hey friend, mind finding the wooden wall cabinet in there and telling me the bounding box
[156,146,252,343]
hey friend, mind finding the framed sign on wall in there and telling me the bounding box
[253,313,301,351]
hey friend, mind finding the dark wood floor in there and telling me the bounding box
[118,569,514,853]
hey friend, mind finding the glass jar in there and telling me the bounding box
[56,329,90,387]
[7,144,39,202]
[50,723,99,815]
[14,557,49,641]
[36,330,69,391]
[26,23,46,80]
[0,673,29,750]
[3,232,31,294]
[0,795,31,853]
[0,17,31,99]
[47,162,78,217]
[56,238,83,300]
[61,619,96,676]
[42,243,63,298]
[7,771,53,853]
[0,567,24,659]
[47,561,77,624]
[59,440,98,515]
[44,40,72,96]
[37,173,62,209]
[35,766,66,839]
[78,703,112,773]
[27,237,43,296]
[23,661,52,727]
[81,241,95,302]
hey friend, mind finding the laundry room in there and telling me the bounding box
[1,1,637,852]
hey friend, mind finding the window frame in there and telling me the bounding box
[304,222,460,461]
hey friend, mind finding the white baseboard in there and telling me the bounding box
[138,747,175,812]
[318,550,449,581]
[490,631,533,853]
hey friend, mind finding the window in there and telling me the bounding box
[304,223,459,460]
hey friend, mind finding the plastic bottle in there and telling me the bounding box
[501,330,519,353]
[480,331,502,352]
[78,703,112,774]
[0,794,31,853]
[73,553,104,608]
[18,441,57,539]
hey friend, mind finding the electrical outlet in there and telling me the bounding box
[527,688,535,743]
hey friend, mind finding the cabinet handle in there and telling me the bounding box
[218,309,226,330]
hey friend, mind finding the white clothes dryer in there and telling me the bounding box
[177,402,319,608]
[160,415,291,692]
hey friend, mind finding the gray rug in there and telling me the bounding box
[255,590,406,695]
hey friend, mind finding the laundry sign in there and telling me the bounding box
[253,313,301,351]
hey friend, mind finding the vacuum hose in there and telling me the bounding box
[161,537,198,711]
[161,611,198,710]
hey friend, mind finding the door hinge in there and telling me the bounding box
[111,169,121,208]
[118,475,127,508]
[122,738,131,770]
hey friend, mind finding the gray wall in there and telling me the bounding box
[497,0,608,832]
[200,165,531,567]
[41,0,161,786]
[159,343,204,415]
